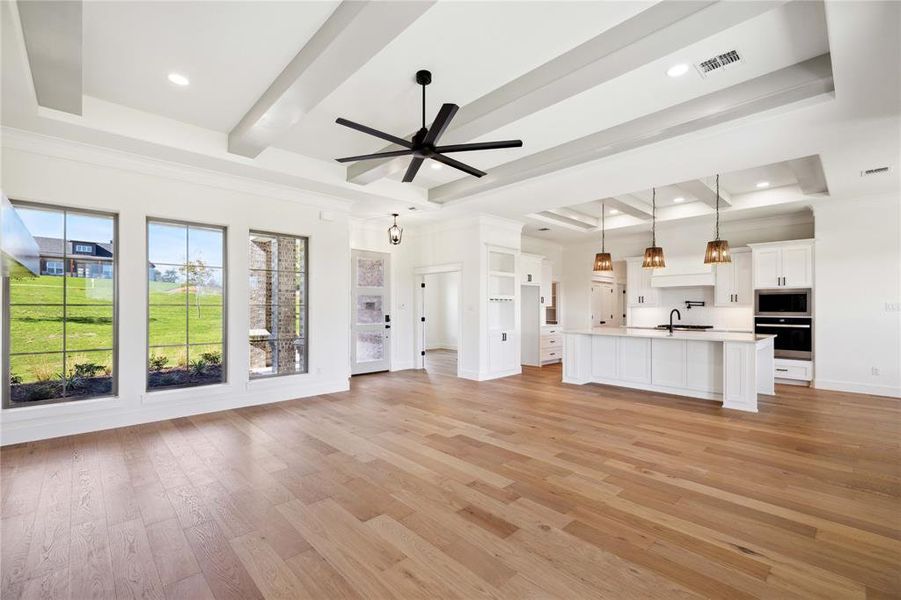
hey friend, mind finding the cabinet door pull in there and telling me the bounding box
[776,368,789,372]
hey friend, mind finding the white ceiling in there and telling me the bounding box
[2,0,899,245]
[83,1,340,132]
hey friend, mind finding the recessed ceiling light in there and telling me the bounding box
[168,73,190,86]
[756,181,770,188]
[666,63,690,78]
[673,196,684,203]
[431,162,442,170]
[609,208,619,214]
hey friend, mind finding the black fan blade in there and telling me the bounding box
[430,153,486,178]
[335,149,414,163]
[434,140,522,153]
[402,157,424,182]
[335,118,412,148]
[423,103,458,145]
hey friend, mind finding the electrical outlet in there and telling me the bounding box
[871,367,880,376]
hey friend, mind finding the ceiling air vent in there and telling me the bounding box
[860,166,891,177]
[695,49,742,78]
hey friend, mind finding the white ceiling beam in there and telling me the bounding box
[347,0,785,185]
[606,196,652,219]
[16,0,82,115]
[548,207,598,227]
[787,154,829,194]
[677,179,733,208]
[531,211,597,232]
[429,54,834,205]
[228,0,434,158]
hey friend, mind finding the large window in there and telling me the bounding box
[248,231,307,378]
[4,202,117,406]
[147,220,225,390]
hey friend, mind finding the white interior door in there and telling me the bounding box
[351,250,390,375]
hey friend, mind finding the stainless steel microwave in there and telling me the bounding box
[755,288,811,317]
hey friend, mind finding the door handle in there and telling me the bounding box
[502,332,507,342]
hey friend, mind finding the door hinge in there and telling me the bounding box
[421,351,425,356]
[421,282,426,288]
[420,317,425,322]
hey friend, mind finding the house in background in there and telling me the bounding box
[34,236,113,278]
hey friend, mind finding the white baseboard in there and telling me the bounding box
[390,360,416,372]
[814,379,901,398]
[1,378,350,446]
[471,368,522,381]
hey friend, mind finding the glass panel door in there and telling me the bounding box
[350,250,390,374]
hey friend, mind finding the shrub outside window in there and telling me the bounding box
[4,201,117,407]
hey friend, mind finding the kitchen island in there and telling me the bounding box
[562,327,775,412]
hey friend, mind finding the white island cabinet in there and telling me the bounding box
[563,328,775,412]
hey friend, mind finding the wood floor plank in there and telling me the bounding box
[183,518,263,600]
[68,517,114,599]
[108,517,165,600]
[145,517,201,587]
[1,365,898,599]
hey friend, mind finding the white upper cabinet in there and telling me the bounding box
[749,240,814,289]
[714,248,752,306]
[753,248,782,288]
[781,245,813,288]
[520,253,542,286]
[626,258,658,307]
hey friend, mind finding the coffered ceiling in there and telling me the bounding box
[2,0,898,242]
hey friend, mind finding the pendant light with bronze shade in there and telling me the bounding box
[642,188,666,269]
[703,174,731,264]
[593,203,613,272]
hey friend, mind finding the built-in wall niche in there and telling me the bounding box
[488,298,515,330]
[489,274,515,297]
[489,251,515,274]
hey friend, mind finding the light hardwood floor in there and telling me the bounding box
[425,348,457,377]
[2,364,899,599]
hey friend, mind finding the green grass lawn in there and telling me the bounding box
[8,275,222,383]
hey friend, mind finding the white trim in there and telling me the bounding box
[814,379,901,398]
[1,377,349,446]
[2,127,355,212]
[474,367,522,381]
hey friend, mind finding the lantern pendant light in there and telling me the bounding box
[642,188,666,269]
[703,174,731,264]
[387,213,403,246]
[593,203,613,272]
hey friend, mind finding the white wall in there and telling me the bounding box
[562,213,815,331]
[424,271,459,350]
[1,133,352,444]
[813,194,900,397]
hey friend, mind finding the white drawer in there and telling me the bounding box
[774,359,812,381]
[542,326,561,336]
[541,334,563,349]
[541,347,562,362]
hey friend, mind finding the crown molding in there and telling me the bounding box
[1,127,356,212]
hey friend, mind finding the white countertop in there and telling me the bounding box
[564,327,775,344]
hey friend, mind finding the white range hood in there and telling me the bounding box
[650,255,714,288]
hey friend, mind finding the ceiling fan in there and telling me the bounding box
[334,70,523,183]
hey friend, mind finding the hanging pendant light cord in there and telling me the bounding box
[714,174,720,241]
[651,188,657,246]
[601,203,606,251]
[421,84,426,130]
